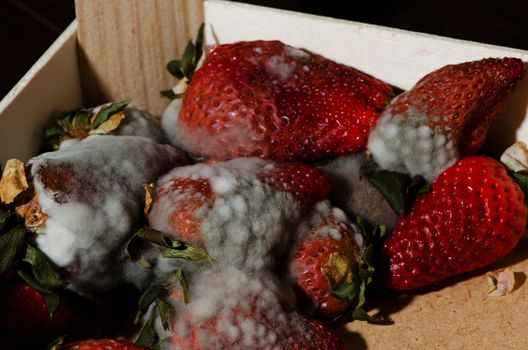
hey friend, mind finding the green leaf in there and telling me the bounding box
[92,100,129,127]
[155,298,171,330]
[23,244,64,289]
[160,89,180,100]
[174,268,190,304]
[194,23,205,67]
[0,226,26,274]
[137,228,174,247]
[160,246,212,262]
[44,127,64,140]
[512,171,528,203]
[0,208,16,230]
[18,270,60,317]
[331,281,359,301]
[331,242,383,324]
[135,316,160,349]
[180,41,196,79]
[126,231,153,268]
[166,60,184,79]
[44,335,66,350]
[135,283,163,323]
[71,111,91,130]
[44,336,66,350]
[56,113,74,132]
[135,227,213,262]
[365,169,426,215]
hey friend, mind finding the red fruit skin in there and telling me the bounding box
[388,57,525,155]
[172,304,347,350]
[289,218,360,319]
[154,177,215,246]
[150,162,330,247]
[0,283,77,349]
[259,163,331,208]
[287,319,349,350]
[59,339,147,350]
[176,40,394,161]
[0,272,112,349]
[381,156,528,291]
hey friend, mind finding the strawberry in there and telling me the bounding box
[59,339,147,350]
[288,201,364,319]
[380,156,528,291]
[169,267,347,350]
[259,163,331,208]
[154,177,215,246]
[173,306,347,350]
[168,40,394,161]
[290,318,349,350]
[368,57,525,183]
[148,159,329,269]
[0,281,79,349]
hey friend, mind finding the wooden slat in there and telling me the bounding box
[75,0,204,116]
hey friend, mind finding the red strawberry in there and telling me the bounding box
[170,268,347,350]
[154,177,215,246]
[259,163,331,208]
[0,282,78,349]
[288,201,363,319]
[368,57,525,182]
[170,40,394,161]
[59,339,147,350]
[289,318,349,350]
[173,306,347,350]
[0,270,112,349]
[149,160,330,248]
[380,155,528,291]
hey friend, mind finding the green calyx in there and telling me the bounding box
[18,244,66,317]
[362,157,428,216]
[162,23,205,100]
[126,227,213,268]
[0,198,67,319]
[133,268,189,350]
[331,219,387,323]
[44,100,129,150]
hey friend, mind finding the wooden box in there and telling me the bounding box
[1,1,528,348]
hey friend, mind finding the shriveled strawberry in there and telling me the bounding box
[368,57,525,182]
[380,156,528,291]
[167,40,394,161]
[259,163,331,208]
[288,201,363,319]
[60,339,147,350]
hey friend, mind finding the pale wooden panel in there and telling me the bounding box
[0,22,81,165]
[75,0,204,116]
[204,0,528,155]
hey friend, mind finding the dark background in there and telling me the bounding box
[1,0,528,99]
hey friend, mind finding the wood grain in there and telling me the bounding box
[75,0,204,116]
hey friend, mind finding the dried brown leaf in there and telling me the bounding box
[89,111,126,135]
[0,159,29,204]
[144,183,155,216]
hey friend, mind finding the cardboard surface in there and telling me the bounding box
[346,237,528,349]
[1,1,528,348]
